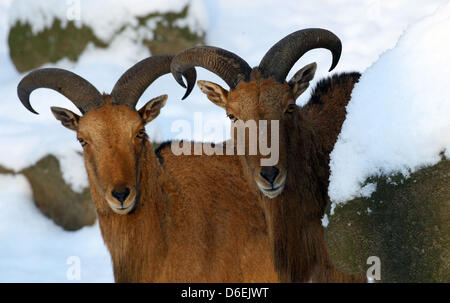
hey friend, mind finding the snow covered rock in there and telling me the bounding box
[324,3,450,282]
[328,2,450,204]
[8,0,207,72]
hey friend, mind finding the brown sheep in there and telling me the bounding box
[17,56,278,282]
[171,28,366,282]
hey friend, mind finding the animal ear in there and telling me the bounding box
[197,80,228,109]
[138,94,168,124]
[50,107,80,131]
[288,62,317,100]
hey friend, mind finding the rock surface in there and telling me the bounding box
[20,154,96,231]
[325,159,449,282]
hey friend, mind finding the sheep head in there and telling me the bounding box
[17,56,196,214]
[171,28,341,198]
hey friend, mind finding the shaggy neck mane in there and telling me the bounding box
[260,72,364,282]
[260,111,331,282]
[92,141,169,282]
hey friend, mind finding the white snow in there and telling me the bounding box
[0,0,449,282]
[359,183,377,199]
[0,174,113,282]
[321,214,329,228]
[329,2,450,204]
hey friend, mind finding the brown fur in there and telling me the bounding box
[197,69,365,282]
[304,72,362,157]
[157,143,278,282]
[63,95,278,282]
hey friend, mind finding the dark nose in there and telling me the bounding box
[111,187,130,203]
[260,166,280,185]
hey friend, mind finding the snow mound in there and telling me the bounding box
[328,3,450,204]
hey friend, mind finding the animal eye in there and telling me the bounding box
[136,129,147,139]
[285,104,296,114]
[227,114,238,123]
[77,138,87,147]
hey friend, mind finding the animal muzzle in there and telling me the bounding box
[106,184,137,214]
[256,166,287,198]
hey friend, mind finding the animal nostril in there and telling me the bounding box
[260,166,280,185]
[111,187,130,203]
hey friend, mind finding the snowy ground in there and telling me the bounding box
[0,174,113,282]
[0,0,448,282]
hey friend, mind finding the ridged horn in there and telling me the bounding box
[111,55,197,105]
[171,46,252,98]
[17,68,102,115]
[258,28,342,82]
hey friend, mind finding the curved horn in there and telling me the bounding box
[111,55,197,106]
[258,28,342,83]
[171,46,252,98]
[17,68,101,115]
